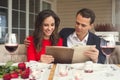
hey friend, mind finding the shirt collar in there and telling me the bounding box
[72,32,89,43]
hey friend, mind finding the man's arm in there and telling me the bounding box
[87,32,106,64]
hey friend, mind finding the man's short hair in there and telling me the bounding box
[76,8,95,24]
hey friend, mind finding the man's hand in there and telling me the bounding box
[84,47,99,63]
[40,54,54,63]
[24,38,30,47]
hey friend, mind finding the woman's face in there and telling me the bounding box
[43,16,55,39]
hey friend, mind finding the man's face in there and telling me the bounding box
[75,14,93,40]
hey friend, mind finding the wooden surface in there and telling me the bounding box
[118,64,120,67]
[48,64,56,80]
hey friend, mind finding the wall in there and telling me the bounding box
[56,0,112,31]
[115,0,120,30]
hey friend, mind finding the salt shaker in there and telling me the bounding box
[84,61,93,73]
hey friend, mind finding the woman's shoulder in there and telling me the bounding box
[58,37,63,41]
[57,37,63,46]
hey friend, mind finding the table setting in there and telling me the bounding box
[28,61,53,80]
[0,61,53,80]
[52,61,120,80]
[1,60,120,80]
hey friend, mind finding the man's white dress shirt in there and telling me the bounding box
[67,32,89,47]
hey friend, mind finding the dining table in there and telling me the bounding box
[0,62,120,80]
[48,64,57,80]
[48,64,120,80]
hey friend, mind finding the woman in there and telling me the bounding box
[27,10,63,63]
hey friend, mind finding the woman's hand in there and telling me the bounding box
[40,54,54,63]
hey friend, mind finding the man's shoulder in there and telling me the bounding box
[60,28,75,32]
[60,28,75,34]
[89,32,100,39]
[59,28,75,37]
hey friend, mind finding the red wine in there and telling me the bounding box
[5,44,18,52]
[84,70,93,73]
[101,46,115,55]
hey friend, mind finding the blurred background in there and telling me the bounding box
[0,0,120,44]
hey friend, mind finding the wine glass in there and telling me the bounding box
[4,33,18,61]
[100,34,115,77]
[100,34,115,64]
[58,65,69,77]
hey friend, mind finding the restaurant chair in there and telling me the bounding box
[0,44,27,63]
[109,46,120,64]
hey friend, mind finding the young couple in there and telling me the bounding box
[24,8,105,64]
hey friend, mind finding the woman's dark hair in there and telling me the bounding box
[33,9,60,51]
[76,8,95,24]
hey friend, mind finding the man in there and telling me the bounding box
[59,8,105,63]
[24,8,105,63]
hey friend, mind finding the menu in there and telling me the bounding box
[46,46,74,63]
[46,45,95,63]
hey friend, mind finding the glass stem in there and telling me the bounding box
[106,55,110,64]
[11,54,13,61]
